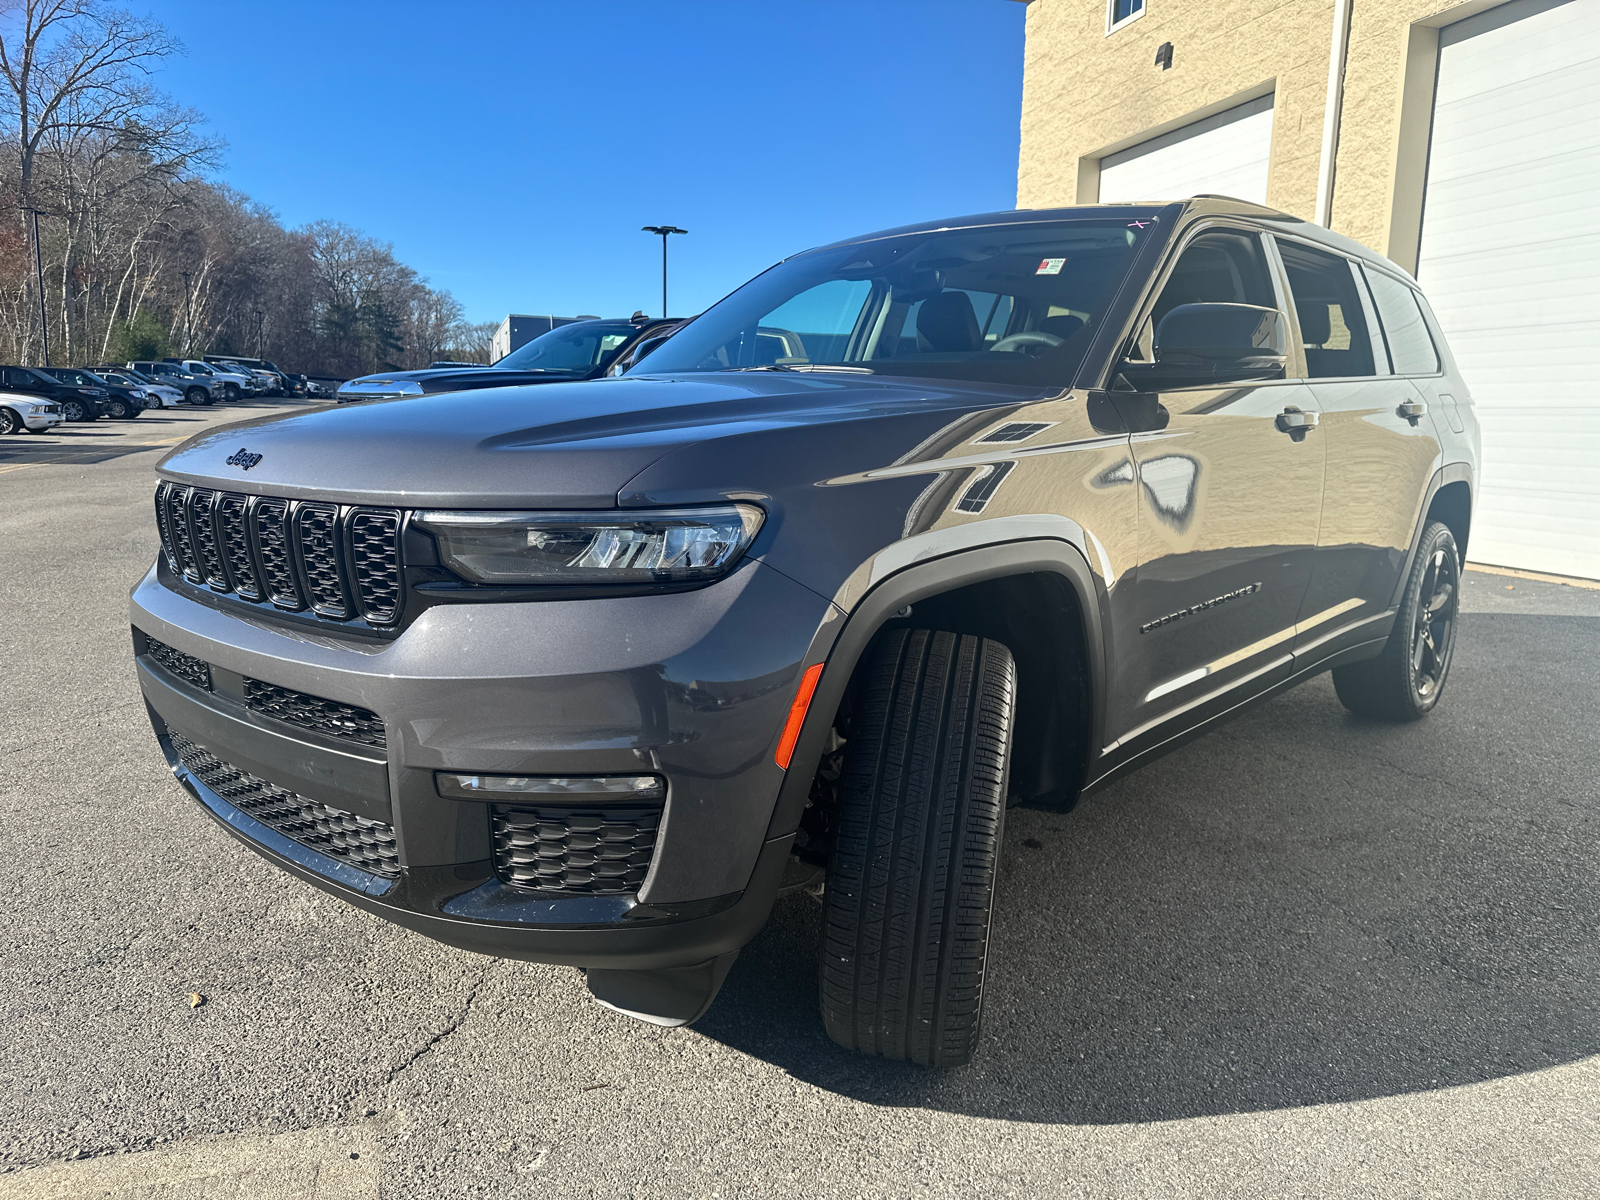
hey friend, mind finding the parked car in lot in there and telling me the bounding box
[129,360,221,406]
[0,365,107,421]
[334,315,680,401]
[39,366,146,419]
[95,366,185,408]
[132,198,1478,1067]
[205,355,292,396]
[305,379,333,399]
[0,390,63,433]
[164,358,254,401]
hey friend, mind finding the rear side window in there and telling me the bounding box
[1277,240,1376,378]
[1364,268,1440,375]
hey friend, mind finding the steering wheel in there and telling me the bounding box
[990,330,1064,355]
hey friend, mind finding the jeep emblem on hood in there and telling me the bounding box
[225,447,263,470]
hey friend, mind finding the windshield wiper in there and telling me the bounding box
[728,364,874,374]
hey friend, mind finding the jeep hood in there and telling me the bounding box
[155,373,1039,508]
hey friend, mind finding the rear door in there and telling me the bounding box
[1274,238,1443,662]
[1109,225,1325,756]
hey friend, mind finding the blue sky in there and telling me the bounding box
[140,0,1027,325]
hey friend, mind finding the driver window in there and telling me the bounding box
[1142,230,1277,356]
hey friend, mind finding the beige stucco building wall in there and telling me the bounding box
[1016,0,1513,272]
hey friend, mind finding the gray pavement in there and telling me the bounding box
[2,402,1598,1198]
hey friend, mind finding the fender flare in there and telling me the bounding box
[1389,460,1474,610]
[765,537,1108,840]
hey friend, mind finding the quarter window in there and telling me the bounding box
[1277,241,1377,378]
[1363,268,1440,376]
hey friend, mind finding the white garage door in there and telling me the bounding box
[1416,0,1600,579]
[1098,95,1274,205]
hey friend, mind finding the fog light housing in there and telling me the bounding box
[435,772,665,802]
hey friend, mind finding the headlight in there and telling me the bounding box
[414,504,764,585]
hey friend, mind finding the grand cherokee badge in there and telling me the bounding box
[225,447,263,470]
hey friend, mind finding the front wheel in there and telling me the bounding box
[223,383,240,402]
[1333,520,1461,721]
[106,398,131,418]
[59,398,91,422]
[0,407,21,434]
[819,628,1015,1068]
[185,387,212,406]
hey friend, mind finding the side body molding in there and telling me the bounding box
[765,536,1108,840]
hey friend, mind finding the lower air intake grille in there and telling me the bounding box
[171,733,399,877]
[144,635,211,691]
[491,806,661,894]
[243,679,386,748]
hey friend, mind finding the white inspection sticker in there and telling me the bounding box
[1035,258,1065,275]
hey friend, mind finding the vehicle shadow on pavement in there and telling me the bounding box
[696,610,1600,1124]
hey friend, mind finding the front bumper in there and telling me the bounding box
[131,557,837,969]
[22,413,61,430]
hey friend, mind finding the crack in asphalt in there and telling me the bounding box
[381,963,496,1089]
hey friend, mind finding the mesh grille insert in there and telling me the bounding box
[296,502,347,617]
[217,493,260,600]
[188,488,227,588]
[171,733,399,877]
[244,679,386,748]
[252,498,301,609]
[143,635,211,691]
[491,806,661,894]
[348,510,402,623]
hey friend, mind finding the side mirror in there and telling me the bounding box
[1118,303,1287,391]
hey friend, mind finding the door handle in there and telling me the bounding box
[1396,399,1427,425]
[1275,406,1319,435]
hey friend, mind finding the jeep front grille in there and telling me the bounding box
[243,678,386,748]
[154,483,402,627]
[171,733,400,877]
[491,806,661,894]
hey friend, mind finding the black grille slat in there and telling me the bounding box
[164,484,198,581]
[144,635,211,691]
[244,679,386,748]
[188,488,228,589]
[492,806,661,894]
[171,733,399,877]
[154,485,402,627]
[217,493,260,600]
[348,510,402,623]
[253,498,302,609]
[296,502,348,617]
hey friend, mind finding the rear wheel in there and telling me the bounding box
[1333,520,1461,721]
[819,628,1015,1068]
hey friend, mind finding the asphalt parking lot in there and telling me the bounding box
[2,401,1598,1199]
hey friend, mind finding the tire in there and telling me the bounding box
[0,407,21,435]
[106,397,131,418]
[223,383,240,402]
[185,387,212,406]
[819,628,1016,1068]
[1333,520,1461,721]
[60,398,90,422]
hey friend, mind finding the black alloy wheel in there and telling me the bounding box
[819,628,1016,1068]
[1333,520,1461,721]
[0,407,21,434]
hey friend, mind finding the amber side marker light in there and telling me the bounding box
[775,662,825,769]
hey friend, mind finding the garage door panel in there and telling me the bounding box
[1098,95,1274,205]
[1417,0,1600,578]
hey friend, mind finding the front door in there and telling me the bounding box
[1108,227,1326,758]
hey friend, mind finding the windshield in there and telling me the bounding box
[494,321,638,372]
[632,218,1156,387]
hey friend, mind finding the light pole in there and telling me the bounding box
[181,271,193,356]
[24,206,52,366]
[640,225,687,318]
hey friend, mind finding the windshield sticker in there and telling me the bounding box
[1035,258,1066,275]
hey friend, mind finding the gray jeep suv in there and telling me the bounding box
[131,199,1479,1066]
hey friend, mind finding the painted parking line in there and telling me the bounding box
[0,434,190,475]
